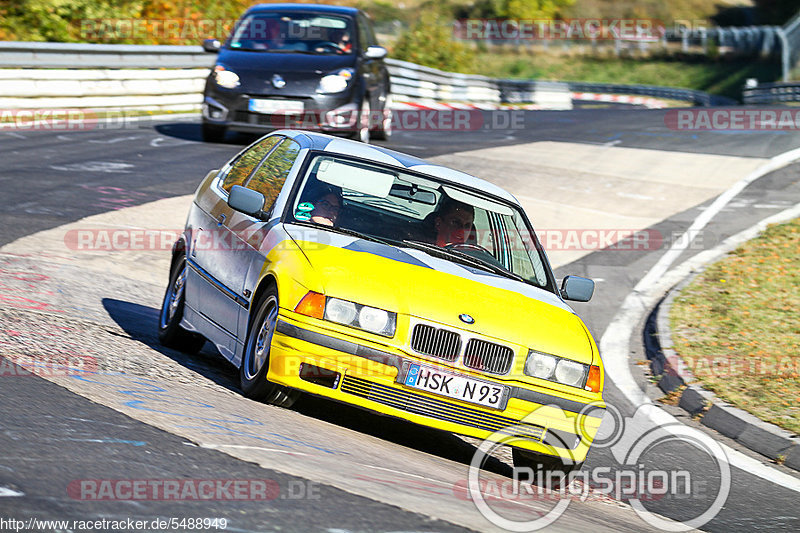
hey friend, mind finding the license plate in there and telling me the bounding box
[248,99,304,114]
[403,363,506,409]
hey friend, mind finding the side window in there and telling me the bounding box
[244,138,301,211]
[221,136,281,192]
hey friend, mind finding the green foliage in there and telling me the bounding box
[0,0,141,42]
[391,8,476,72]
[456,0,575,19]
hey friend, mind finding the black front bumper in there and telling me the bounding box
[203,85,360,134]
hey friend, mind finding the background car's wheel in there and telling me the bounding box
[202,122,227,143]
[372,92,392,141]
[240,287,300,407]
[158,255,206,354]
[512,448,582,488]
[350,98,370,144]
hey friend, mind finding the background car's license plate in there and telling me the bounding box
[248,99,304,114]
[404,363,505,409]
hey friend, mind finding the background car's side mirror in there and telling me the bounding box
[364,46,387,59]
[560,276,594,302]
[228,185,265,218]
[202,39,221,53]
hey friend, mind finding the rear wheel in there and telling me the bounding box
[158,255,206,354]
[240,287,300,407]
[202,122,227,143]
[512,448,582,488]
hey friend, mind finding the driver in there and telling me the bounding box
[434,199,474,247]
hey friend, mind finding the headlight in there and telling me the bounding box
[554,359,586,387]
[297,294,395,337]
[213,65,240,89]
[525,352,557,379]
[317,69,353,94]
[524,350,589,389]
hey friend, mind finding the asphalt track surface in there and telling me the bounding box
[1,108,799,532]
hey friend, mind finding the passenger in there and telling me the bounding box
[304,185,342,227]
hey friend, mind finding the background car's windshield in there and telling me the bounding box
[290,155,552,289]
[229,13,355,54]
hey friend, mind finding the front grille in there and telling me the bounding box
[340,375,545,442]
[463,339,514,375]
[410,324,461,362]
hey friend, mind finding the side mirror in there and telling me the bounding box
[203,39,221,53]
[364,46,387,59]
[228,185,265,218]
[560,276,594,302]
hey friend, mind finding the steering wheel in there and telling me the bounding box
[445,242,493,255]
[314,41,345,53]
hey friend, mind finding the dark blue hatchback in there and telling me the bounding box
[201,4,391,144]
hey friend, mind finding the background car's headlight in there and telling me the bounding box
[213,65,240,89]
[321,296,396,337]
[317,69,353,94]
[524,350,589,389]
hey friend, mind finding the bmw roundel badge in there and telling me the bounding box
[459,313,475,324]
[272,74,286,89]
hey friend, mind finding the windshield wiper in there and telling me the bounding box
[402,240,526,282]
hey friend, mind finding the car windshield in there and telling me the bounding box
[228,13,355,54]
[289,154,553,290]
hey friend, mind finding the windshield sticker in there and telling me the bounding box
[295,211,312,221]
[297,202,314,212]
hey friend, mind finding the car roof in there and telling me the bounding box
[247,4,359,16]
[277,130,520,205]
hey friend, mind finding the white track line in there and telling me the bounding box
[600,146,800,493]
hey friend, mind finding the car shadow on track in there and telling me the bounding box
[153,123,265,146]
[103,297,513,477]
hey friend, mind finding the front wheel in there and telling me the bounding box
[372,93,392,141]
[158,255,206,354]
[202,122,227,143]
[350,98,370,144]
[240,288,300,407]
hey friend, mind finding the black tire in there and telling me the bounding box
[202,122,227,143]
[158,255,206,354]
[512,448,582,488]
[372,92,392,141]
[240,287,300,407]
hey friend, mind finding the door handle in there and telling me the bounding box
[217,214,226,227]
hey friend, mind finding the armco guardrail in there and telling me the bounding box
[742,82,800,103]
[0,41,727,111]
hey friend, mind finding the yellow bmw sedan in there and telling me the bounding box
[159,130,605,476]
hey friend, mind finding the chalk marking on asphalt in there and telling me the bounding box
[601,198,800,493]
[200,443,311,456]
[0,487,24,497]
[88,135,142,144]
